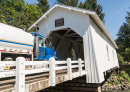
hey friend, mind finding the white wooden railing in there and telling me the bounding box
[0,57,85,92]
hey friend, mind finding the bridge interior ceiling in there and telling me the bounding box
[49,28,84,60]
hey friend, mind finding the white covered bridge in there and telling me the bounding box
[0,4,119,92]
[29,4,119,83]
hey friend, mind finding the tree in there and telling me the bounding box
[9,3,43,31]
[116,9,130,61]
[56,0,78,7]
[56,0,105,23]
[0,5,6,23]
[0,0,44,31]
[83,0,105,23]
[117,53,124,64]
[0,0,8,23]
[0,0,26,24]
[125,48,130,61]
[78,2,84,8]
[37,0,50,13]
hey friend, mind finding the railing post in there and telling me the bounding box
[16,57,25,92]
[49,57,55,86]
[0,52,4,71]
[67,58,72,80]
[78,58,82,76]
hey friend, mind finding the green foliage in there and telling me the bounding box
[108,83,114,86]
[124,48,130,61]
[120,71,130,82]
[78,2,84,8]
[9,3,43,31]
[56,0,78,7]
[37,0,50,13]
[116,9,130,61]
[115,80,120,85]
[56,0,105,23]
[126,67,130,76]
[84,0,105,23]
[117,53,124,64]
[0,0,49,31]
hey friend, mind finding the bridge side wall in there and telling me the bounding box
[83,22,101,83]
[89,17,119,83]
[37,7,119,83]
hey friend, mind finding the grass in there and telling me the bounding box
[120,71,130,82]
[104,65,130,87]
[115,80,120,85]
[108,83,114,86]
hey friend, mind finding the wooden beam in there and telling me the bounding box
[64,29,71,35]
[74,43,80,58]
[65,33,77,36]
[75,38,83,41]
[67,43,73,58]
[55,30,72,53]
[52,32,82,46]
[55,37,64,53]
[65,36,80,37]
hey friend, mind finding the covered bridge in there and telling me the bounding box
[29,4,119,84]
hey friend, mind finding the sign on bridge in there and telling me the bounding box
[55,18,64,27]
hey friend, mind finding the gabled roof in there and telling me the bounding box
[29,4,118,49]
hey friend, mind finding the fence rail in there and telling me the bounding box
[0,57,85,92]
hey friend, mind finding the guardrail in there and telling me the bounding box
[0,57,84,92]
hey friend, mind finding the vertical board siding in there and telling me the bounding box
[89,18,119,72]
[38,8,90,38]
[37,7,119,83]
[83,26,100,83]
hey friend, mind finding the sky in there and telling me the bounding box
[25,0,130,40]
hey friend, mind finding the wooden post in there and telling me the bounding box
[0,52,1,61]
[49,57,55,86]
[0,52,4,71]
[67,58,72,80]
[78,58,82,76]
[97,86,101,92]
[16,57,25,92]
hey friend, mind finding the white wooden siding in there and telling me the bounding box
[36,7,119,84]
[38,8,90,38]
[89,17,119,75]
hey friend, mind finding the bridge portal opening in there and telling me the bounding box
[47,28,84,60]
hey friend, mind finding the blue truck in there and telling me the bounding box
[31,32,58,61]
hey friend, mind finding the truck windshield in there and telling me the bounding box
[39,37,43,47]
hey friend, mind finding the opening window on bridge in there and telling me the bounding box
[112,50,115,61]
[39,37,43,47]
[106,45,110,61]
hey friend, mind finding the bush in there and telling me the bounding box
[126,67,130,76]
[115,80,120,85]
[117,53,124,64]
[125,48,130,61]
[108,83,114,86]
[120,71,130,82]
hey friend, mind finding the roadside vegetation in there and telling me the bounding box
[0,0,105,31]
[102,69,130,90]
[116,7,130,64]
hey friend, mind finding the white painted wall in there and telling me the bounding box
[38,8,90,38]
[89,18,119,82]
[83,26,100,83]
[37,7,119,84]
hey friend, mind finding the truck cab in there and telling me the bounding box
[31,33,58,61]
